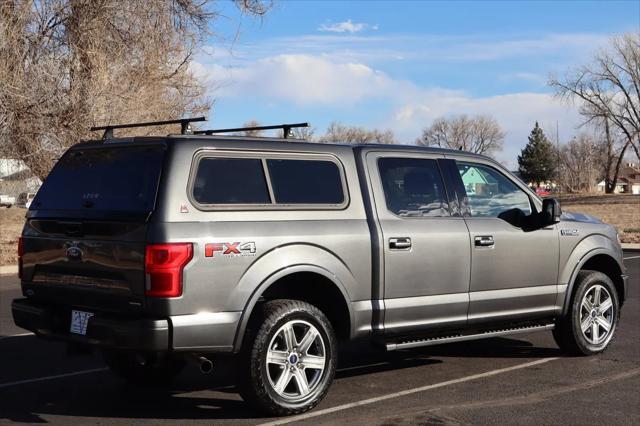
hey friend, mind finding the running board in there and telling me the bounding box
[386,323,555,351]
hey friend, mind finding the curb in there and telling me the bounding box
[0,265,18,276]
[621,243,640,251]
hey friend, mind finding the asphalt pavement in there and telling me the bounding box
[0,252,638,425]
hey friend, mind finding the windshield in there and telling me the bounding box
[32,145,165,212]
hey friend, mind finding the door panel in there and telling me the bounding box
[453,160,559,324]
[466,220,559,322]
[366,152,471,335]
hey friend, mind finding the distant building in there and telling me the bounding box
[0,158,41,196]
[596,163,640,194]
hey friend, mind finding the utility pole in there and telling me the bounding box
[556,120,561,195]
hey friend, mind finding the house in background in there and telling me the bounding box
[0,158,42,197]
[596,163,640,194]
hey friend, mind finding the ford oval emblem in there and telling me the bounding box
[66,246,83,261]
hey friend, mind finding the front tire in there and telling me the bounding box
[238,299,337,416]
[553,270,619,355]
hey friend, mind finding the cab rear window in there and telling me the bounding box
[32,145,165,212]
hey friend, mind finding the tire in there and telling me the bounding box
[102,350,185,386]
[238,299,337,416]
[553,270,619,355]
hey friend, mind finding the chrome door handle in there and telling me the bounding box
[389,237,412,250]
[474,236,494,247]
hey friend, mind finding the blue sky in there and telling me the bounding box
[194,0,639,167]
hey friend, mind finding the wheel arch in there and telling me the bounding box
[232,265,354,353]
[561,249,625,315]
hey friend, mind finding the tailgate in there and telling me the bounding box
[22,219,147,313]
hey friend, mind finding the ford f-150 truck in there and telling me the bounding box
[12,120,627,416]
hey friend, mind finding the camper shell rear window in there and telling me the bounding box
[32,144,165,213]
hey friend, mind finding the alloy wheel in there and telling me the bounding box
[579,284,615,346]
[265,320,327,402]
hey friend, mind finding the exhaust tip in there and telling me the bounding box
[199,356,213,374]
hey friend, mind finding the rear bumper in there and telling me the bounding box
[11,298,241,353]
[12,298,170,351]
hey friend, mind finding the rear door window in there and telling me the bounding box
[32,145,165,212]
[192,158,270,205]
[266,159,344,205]
[378,158,450,217]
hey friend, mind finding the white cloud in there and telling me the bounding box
[198,53,582,168]
[390,93,581,167]
[318,19,373,34]
[214,31,610,67]
[199,54,424,105]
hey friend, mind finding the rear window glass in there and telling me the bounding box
[267,159,344,204]
[32,145,165,212]
[193,158,270,204]
[378,157,449,217]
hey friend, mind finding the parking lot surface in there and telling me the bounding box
[1,252,638,425]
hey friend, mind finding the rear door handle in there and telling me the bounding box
[389,237,412,250]
[474,236,494,247]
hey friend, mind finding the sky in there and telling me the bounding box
[194,0,640,168]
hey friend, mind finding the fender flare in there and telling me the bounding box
[231,264,354,353]
[560,247,624,315]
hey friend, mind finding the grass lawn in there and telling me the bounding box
[558,194,640,244]
[0,208,25,266]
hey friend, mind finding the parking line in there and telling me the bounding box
[258,357,559,426]
[623,255,640,260]
[0,367,108,389]
[0,332,33,340]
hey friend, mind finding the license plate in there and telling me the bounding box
[70,310,94,335]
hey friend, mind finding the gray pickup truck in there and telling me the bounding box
[12,120,628,416]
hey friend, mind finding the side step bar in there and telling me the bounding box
[386,323,555,351]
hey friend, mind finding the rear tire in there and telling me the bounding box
[102,350,185,385]
[553,270,619,355]
[238,299,337,416]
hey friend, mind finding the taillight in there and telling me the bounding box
[144,243,193,297]
[18,237,24,279]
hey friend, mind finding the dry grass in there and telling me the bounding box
[0,208,26,266]
[559,194,640,244]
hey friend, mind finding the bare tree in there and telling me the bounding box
[558,133,603,193]
[236,120,264,137]
[416,114,505,157]
[289,126,315,141]
[601,118,630,193]
[549,33,640,164]
[317,122,396,144]
[0,0,271,179]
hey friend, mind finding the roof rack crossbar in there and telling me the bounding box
[193,122,308,139]
[91,116,207,139]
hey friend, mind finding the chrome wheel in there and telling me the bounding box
[266,320,326,402]
[580,284,615,346]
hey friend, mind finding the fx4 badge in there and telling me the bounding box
[560,229,580,237]
[205,242,256,257]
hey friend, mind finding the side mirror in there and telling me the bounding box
[541,198,561,225]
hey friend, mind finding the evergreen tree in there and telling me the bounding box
[518,122,557,185]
